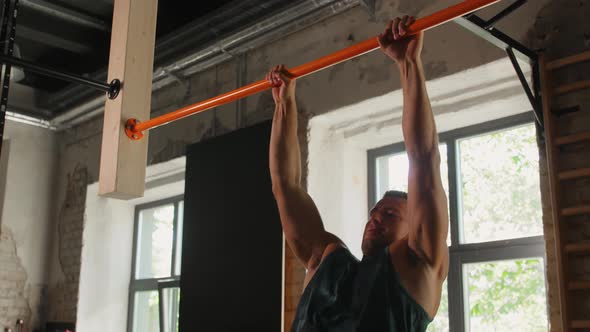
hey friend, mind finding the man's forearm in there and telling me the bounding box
[270,98,301,189]
[398,59,439,159]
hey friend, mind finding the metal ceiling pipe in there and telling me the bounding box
[20,0,110,32]
[49,0,357,114]
[51,95,105,128]
[127,0,503,137]
[153,0,360,88]
[45,0,301,111]
[154,0,359,80]
[154,0,289,63]
[51,0,360,129]
[6,110,54,129]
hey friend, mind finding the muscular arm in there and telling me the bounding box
[380,17,449,273]
[399,58,449,270]
[268,65,341,271]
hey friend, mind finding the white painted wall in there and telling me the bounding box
[77,157,186,332]
[308,58,533,259]
[0,119,58,326]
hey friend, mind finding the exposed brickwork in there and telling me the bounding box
[538,81,590,332]
[46,165,88,323]
[0,226,31,332]
[538,133,563,332]
[554,83,590,326]
[529,1,590,329]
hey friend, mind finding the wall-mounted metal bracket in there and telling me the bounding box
[454,1,544,129]
[125,118,143,140]
[484,0,527,30]
[506,47,543,127]
[455,14,537,64]
[108,79,121,99]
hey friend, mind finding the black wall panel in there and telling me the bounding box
[180,121,282,331]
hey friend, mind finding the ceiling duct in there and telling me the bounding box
[50,0,360,129]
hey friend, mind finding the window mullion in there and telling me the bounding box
[128,205,142,332]
[130,278,160,291]
[157,279,181,332]
[447,253,466,332]
[171,201,179,277]
[447,138,460,248]
[447,137,466,332]
[453,240,545,263]
[127,289,136,332]
[367,151,377,209]
[158,286,166,332]
[130,277,180,292]
[158,278,181,288]
[172,288,180,332]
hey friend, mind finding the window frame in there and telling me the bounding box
[367,112,547,332]
[127,194,184,332]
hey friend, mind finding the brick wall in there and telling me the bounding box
[529,0,590,330]
[0,226,31,332]
[46,165,87,323]
[0,122,57,332]
[538,130,563,331]
[540,71,590,330]
[539,77,590,331]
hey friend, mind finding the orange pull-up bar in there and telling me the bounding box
[125,0,501,140]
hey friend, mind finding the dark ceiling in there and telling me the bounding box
[8,0,296,119]
[16,0,242,92]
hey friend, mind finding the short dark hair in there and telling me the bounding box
[383,190,408,200]
[370,190,408,213]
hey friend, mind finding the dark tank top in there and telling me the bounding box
[291,247,432,332]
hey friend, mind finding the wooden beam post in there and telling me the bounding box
[98,0,158,199]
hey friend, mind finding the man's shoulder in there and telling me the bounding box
[322,242,348,259]
[305,242,354,287]
[313,243,352,271]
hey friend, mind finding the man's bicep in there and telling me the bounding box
[406,155,449,268]
[273,186,335,269]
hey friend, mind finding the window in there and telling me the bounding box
[128,196,184,332]
[368,113,547,332]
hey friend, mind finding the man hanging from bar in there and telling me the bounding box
[268,15,448,331]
